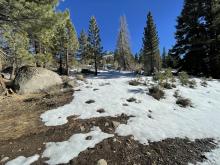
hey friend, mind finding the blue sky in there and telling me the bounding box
[58,0,184,54]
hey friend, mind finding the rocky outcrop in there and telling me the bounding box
[13,66,63,94]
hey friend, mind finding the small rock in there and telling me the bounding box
[149,110,152,113]
[123,103,129,106]
[113,138,117,142]
[80,125,86,132]
[86,136,92,140]
[130,135,135,140]
[112,121,120,129]
[1,157,9,163]
[148,114,153,119]
[97,159,107,165]
[105,122,110,127]
[38,148,41,151]
[97,108,105,113]
[127,97,136,103]
[93,88,99,91]
[85,100,95,104]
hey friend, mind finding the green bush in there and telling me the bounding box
[178,71,189,86]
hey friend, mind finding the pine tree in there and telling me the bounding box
[162,47,167,68]
[63,18,79,75]
[115,16,133,70]
[172,0,210,75]
[134,54,139,63]
[209,0,220,78]
[142,12,161,75]
[78,30,89,64]
[88,16,103,76]
[1,25,32,79]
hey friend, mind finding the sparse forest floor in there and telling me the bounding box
[1,71,220,165]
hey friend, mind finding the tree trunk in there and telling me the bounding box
[94,53,98,76]
[59,53,63,75]
[65,49,69,76]
[10,59,16,80]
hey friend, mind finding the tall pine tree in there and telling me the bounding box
[172,0,211,76]
[115,16,133,70]
[78,30,89,64]
[142,12,161,75]
[162,47,167,68]
[209,0,220,78]
[88,16,103,76]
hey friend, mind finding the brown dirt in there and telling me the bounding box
[71,137,216,165]
[0,89,218,165]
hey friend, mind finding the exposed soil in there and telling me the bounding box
[0,88,218,165]
[71,137,216,165]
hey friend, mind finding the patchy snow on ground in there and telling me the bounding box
[6,154,39,165]
[40,71,220,163]
[42,127,113,165]
[198,144,220,165]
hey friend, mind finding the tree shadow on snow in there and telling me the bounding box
[127,88,145,94]
[89,71,135,80]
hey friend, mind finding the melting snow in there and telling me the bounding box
[42,127,113,165]
[198,144,220,165]
[39,71,220,163]
[5,155,39,165]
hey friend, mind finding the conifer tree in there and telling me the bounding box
[142,12,161,75]
[88,16,103,76]
[1,25,32,79]
[172,0,210,75]
[209,0,220,78]
[78,30,89,64]
[115,16,133,70]
[162,47,167,68]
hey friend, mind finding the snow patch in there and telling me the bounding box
[6,155,39,165]
[41,70,220,148]
[42,127,113,165]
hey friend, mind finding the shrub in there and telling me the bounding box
[173,90,180,98]
[152,72,164,82]
[162,82,173,89]
[189,80,197,88]
[176,97,192,108]
[178,71,189,86]
[149,86,165,100]
[129,79,141,86]
[201,80,208,87]
[164,68,173,81]
[153,69,175,89]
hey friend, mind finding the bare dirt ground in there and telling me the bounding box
[0,89,218,165]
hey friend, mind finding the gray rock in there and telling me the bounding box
[0,157,9,163]
[112,121,120,129]
[76,74,84,81]
[13,66,62,94]
[80,125,85,132]
[97,159,107,165]
[105,122,109,127]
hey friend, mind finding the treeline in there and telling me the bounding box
[0,0,220,78]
